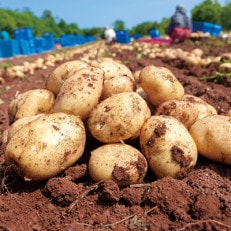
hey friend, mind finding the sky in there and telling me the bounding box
[0,0,228,29]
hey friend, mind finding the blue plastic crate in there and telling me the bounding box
[150,29,160,38]
[42,33,55,50]
[192,22,222,36]
[116,30,131,44]
[0,40,21,58]
[18,39,31,55]
[14,27,34,39]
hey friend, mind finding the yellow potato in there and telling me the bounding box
[98,59,136,99]
[189,115,231,165]
[5,112,86,181]
[2,114,44,147]
[139,65,184,106]
[155,95,217,129]
[140,115,198,178]
[88,143,148,186]
[53,66,104,121]
[46,60,88,95]
[8,89,55,124]
[87,92,151,143]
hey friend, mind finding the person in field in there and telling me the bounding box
[104,26,116,45]
[167,5,192,43]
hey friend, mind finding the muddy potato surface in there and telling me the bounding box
[155,96,217,129]
[139,65,184,106]
[46,60,88,95]
[87,92,151,143]
[140,115,198,178]
[53,66,104,121]
[4,113,86,181]
[88,143,148,186]
[190,114,231,165]
[8,89,55,124]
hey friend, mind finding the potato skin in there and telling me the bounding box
[155,95,217,129]
[87,92,151,143]
[53,66,104,121]
[98,59,136,99]
[46,60,88,95]
[140,65,184,106]
[8,89,55,124]
[88,143,148,186]
[5,113,86,181]
[189,115,231,165]
[140,115,197,178]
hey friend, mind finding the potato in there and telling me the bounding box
[88,143,148,186]
[155,95,217,129]
[101,75,136,100]
[139,65,184,106]
[87,92,151,143]
[189,115,231,165]
[2,114,44,147]
[46,60,88,95]
[98,59,136,99]
[8,89,55,124]
[53,66,104,121]
[4,112,86,181]
[140,115,198,178]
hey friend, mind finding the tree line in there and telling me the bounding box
[0,0,231,39]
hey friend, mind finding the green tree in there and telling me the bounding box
[220,3,231,30]
[113,20,125,31]
[0,9,17,37]
[191,0,222,24]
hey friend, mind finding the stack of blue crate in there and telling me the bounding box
[14,27,35,55]
[42,33,55,51]
[116,30,130,44]
[0,40,21,58]
[192,22,222,36]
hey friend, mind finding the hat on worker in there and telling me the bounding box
[176,4,186,13]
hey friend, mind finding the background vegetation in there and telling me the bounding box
[0,0,230,39]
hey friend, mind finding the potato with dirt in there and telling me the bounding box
[88,143,148,186]
[8,89,55,124]
[139,65,184,106]
[87,92,151,143]
[53,66,104,121]
[46,60,89,95]
[140,115,198,178]
[98,59,136,99]
[189,114,231,165]
[4,112,86,181]
[155,94,217,129]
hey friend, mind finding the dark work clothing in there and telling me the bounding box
[167,8,192,38]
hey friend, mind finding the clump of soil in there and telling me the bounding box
[0,39,231,231]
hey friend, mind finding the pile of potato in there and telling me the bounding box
[2,58,231,185]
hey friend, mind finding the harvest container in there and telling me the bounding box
[150,29,160,38]
[192,22,222,36]
[0,40,21,58]
[116,30,130,44]
[14,27,34,40]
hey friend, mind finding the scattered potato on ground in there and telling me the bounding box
[53,66,104,121]
[4,112,86,181]
[46,60,89,95]
[139,65,184,106]
[8,89,55,124]
[87,92,151,143]
[140,115,198,179]
[88,143,148,186]
[189,114,231,165]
